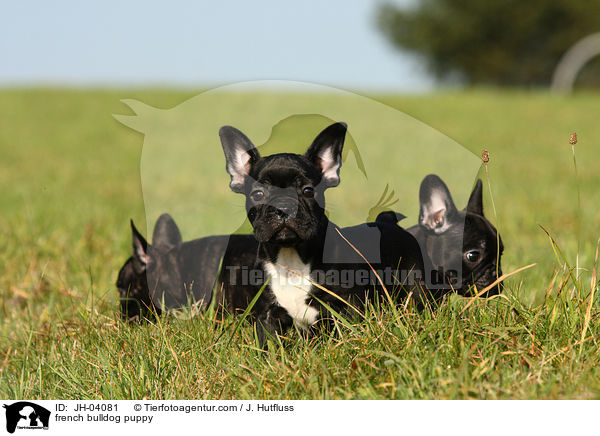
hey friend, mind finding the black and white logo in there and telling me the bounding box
[3,402,50,434]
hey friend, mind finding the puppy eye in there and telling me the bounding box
[464,250,481,264]
[250,189,265,201]
[302,186,314,197]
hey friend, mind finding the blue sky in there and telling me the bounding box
[0,0,434,92]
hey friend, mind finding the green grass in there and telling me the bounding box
[1,88,599,399]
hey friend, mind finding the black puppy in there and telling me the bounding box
[403,174,504,296]
[116,213,249,321]
[219,122,425,347]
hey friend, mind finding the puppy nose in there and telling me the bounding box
[271,197,298,217]
[276,205,293,216]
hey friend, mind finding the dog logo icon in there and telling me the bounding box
[2,402,50,433]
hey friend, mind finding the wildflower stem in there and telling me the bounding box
[571,140,581,282]
[482,149,500,281]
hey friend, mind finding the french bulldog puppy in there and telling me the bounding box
[116,213,252,321]
[405,174,504,296]
[219,122,425,347]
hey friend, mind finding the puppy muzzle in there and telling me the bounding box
[268,196,299,219]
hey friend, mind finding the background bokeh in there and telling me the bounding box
[0,0,432,91]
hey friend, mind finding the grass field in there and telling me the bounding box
[1,89,599,399]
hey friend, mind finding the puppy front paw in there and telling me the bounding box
[255,306,293,350]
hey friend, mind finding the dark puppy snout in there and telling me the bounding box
[270,196,298,218]
[477,265,503,296]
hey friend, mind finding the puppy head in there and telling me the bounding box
[116,214,185,320]
[220,122,347,246]
[417,174,503,295]
[116,256,151,321]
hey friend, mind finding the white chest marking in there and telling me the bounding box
[263,248,318,329]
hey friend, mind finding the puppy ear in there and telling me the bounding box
[152,213,182,250]
[418,174,458,234]
[466,179,484,216]
[219,126,261,193]
[304,122,347,188]
[131,220,151,274]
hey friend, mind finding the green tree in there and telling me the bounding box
[377,0,600,86]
